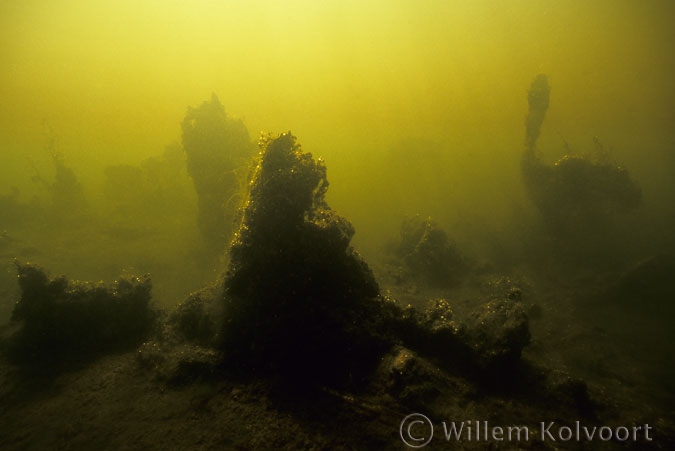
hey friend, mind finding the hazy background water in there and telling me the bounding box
[1,0,674,309]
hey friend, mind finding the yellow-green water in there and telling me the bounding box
[1,0,674,305]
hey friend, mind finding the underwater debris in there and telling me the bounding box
[4,262,156,369]
[460,297,530,370]
[138,281,228,385]
[102,143,195,227]
[136,339,222,386]
[377,345,449,409]
[390,294,530,374]
[0,154,88,235]
[525,73,550,152]
[35,123,89,223]
[169,282,224,347]
[216,132,531,387]
[220,132,387,386]
[521,74,642,268]
[49,153,88,221]
[393,215,466,287]
[181,94,256,251]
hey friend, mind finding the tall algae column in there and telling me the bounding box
[212,132,532,388]
[220,132,387,385]
[524,74,550,154]
[521,75,642,269]
[521,74,556,219]
[164,133,532,390]
[181,95,255,252]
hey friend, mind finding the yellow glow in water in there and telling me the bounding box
[1,0,674,256]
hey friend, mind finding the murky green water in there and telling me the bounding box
[1,2,675,449]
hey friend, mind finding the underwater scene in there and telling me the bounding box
[1,1,674,449]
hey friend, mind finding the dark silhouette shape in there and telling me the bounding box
[521,74,642,268]
[181,94,255,251]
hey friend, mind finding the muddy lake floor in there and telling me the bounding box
[0,254,673,450]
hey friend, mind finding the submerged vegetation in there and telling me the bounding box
[181,94,256,253]
[102,143,194,227]
[0,86,672,448]
[1,1,673,447]
[390,215,466,288]
[2,132,534,385]
[522,74,643,269]
[220,132,386,385]
[4,263,156,370]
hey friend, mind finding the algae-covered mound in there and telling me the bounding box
[220,132,389,385]
[521,74,642,267]
[394,215,466,287]
[215,132,533,387]
[5,263,156,368]
[181,94,256,251]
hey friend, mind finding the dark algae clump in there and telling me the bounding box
[0,128,671,449]
[5,262,156,372]
[521,74,642,269]
[524,73,550,152]
[392,214,466,288]
[216,132,530,388]
[181,94,256,252]
[1,4,674,448]
[219,132,389,386]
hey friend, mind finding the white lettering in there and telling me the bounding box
[558,426,572,441]
[615,427,629,441]
[599,426,612,441]
[508,426,529,441]
[442,422,464,441]
[541,422,555,441]
[583,425,597,440]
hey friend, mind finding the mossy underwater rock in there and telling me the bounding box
[181,94,256,250]
[521,74,642,268]
[169,282,224,347]
[220,132,388,385]
[216,132,533,387]
[5,262,156,367]
[394,215,466,287]
[460,297,530,370]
